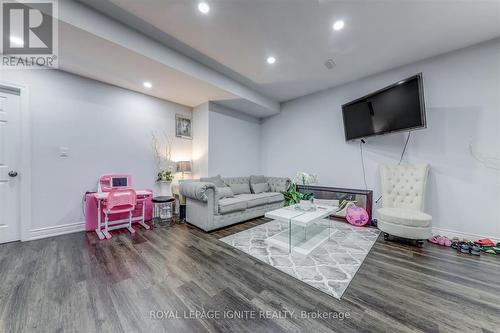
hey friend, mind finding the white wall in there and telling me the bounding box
[208,103,261,176]
[191,102,262,178]
[192,102,209,178]
[261,39,500,240]
[3,40,498,241]
[1,69,192,238]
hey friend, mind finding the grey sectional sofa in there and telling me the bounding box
[179,175,291,231]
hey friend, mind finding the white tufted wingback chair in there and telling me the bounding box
[377,164,432,245]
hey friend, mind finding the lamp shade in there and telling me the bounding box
[176,161,192,173]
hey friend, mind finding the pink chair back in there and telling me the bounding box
[107,189,137,210]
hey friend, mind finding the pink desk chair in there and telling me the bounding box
[102,188,137,239]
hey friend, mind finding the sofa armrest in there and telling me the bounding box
[180,181,216,202]
[266,177,291,193]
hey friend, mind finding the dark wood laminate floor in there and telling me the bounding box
[1,218,499,333]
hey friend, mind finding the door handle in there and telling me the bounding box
[8,171,18,177]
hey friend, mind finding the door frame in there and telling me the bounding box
[0,81,31,242]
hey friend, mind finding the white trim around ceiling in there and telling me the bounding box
[55,0,280,116]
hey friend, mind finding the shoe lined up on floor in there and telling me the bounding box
[473,238,500,255]
[430,236,500,256]
[475,238,496,247]
[449,240,481,255]
[428,235,452,247]
[481,247,500,255]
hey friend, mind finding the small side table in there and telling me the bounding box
[152,196,175,226]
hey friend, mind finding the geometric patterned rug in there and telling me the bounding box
[220,219,380,299]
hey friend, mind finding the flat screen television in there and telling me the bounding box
[342,73,426,141]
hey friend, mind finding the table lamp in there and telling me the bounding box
[176,161,192,180]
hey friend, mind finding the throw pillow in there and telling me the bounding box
[229,182,251,195]
[252,182,270,194]
[250,175,269,194]
[200,175,226,188]
[216,187,234,200]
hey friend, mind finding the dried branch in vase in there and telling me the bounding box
[151,131,175,182]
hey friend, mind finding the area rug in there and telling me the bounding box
[220,219,380,299]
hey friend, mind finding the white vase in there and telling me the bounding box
[299,200,312,210]
[157,181,172,197]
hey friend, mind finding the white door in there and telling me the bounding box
[0,90,21,243]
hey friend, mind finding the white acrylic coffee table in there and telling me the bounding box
[265,204,337,255]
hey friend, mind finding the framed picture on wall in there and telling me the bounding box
[176,114,192,139]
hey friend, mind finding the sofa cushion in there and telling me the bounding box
[200,175,226,188]
[234,194,269,208]
[377,207,432,227]
[250,175,269,194]
[218,197,248,214]
[216,186,234,200]
[228,182,251,195]
[249,192,284,204]
[264,192,285,203]
[252,182,270,194]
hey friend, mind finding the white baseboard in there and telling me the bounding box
[28,221,86,241]
[432,227,500,244]
[24,222,500,244]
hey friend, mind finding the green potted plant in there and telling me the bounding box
[156,168,174,196]
[282,172,318,210]
[156,169,174,182]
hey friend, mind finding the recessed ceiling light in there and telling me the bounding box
[10,36,24,46]
[333,20,345,31]
[198,2,210,14]
[143,81,153,89]
[267,56,276,64]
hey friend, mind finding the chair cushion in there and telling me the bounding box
[377,207,432,227]
[218,197,248,214]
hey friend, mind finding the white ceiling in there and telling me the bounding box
[58,22,236,107]
[100,0,500,102]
